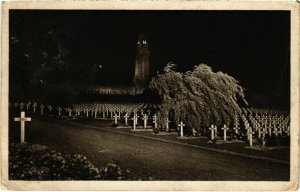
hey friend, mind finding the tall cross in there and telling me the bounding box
[102,110,105,118]
[261,128,267,139]
[123,113,129,125]
[113,113,120,124]
[248,127,255,147]
[132,112,139,130]
[257,127,262,139]
[209,125,215,140]
[178,121,185,137]
[94,110,98,118]
[221,125,229,141]
[33,102,37,113]
[14,111,31,143]
[142,114,148,128]
[57,107,62,116]
[165,117,170,131]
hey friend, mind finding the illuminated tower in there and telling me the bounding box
[133,34,150,87]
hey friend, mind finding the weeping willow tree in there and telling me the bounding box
[150,63,248,133]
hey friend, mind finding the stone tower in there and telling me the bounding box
[133,34,150,87]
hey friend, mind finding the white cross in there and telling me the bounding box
[221,125,229,141]
[178,121,185,137]
[14,111,31,143]
[67,108,72,117]
[142,114,148,128]
[113,113,120,124]
[132,112,139,130]
[261,128,267,138]
[260,129,267,146]
[245,126,250,140]
[273,129,280,136]
[277,124,282,135]
[153,114,158,129]
[248,127,255,147]
[123,113,129,125]
[33,103,37,113]
[257,127,261,139]
[20,103,24,110]
[26,102,31,110]
[76,109,81,116]
[209,125,215,140]
[285,126,290,136]
[85,110,89,117]
[233,126,240,135]
[48,105,53,112]
[165,117,170,131]
[57,107,62,116]
[94,110,98,118]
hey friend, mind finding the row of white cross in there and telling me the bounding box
[13,110,184,143]
[11,102,161,117]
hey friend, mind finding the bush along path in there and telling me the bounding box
[9,143,153,180]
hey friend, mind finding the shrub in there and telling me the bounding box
[9,143,137,180]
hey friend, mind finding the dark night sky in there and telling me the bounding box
[10,10,290,107]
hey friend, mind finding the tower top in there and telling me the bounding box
[133,33,150,87]
[137,33,148,46]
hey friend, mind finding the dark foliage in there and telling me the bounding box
[9,143,150,180]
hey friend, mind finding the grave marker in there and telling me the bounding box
[178,121,185,137]
[67,108,72,117]
[57,107,62,116]
[33,102,37,113]
[113,113,120,124]
[26,102,31,110]
[285,126,290,136]
[165,117,170,131]
[221,125,229,141]
[94,110,98,118]
[142,114,148,128]
[14,111,31,143]
[248,127,255,147]
[233,126,239,135]
[209,125,215,140]
[20,102,24,110]
[261,129,268,146]
[48,105,53,113]
[124,113,129,125]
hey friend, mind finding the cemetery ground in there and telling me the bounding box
[9,113,289,181]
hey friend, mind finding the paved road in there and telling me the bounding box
[10,117,289,181]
